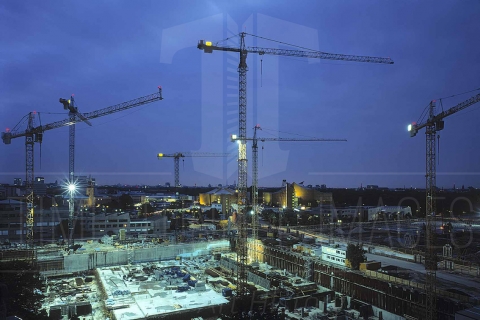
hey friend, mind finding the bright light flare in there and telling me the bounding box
[68,184,76,192]
[407,124,412,132]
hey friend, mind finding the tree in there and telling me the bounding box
[140,203,155,214]
[346,243,367,270]
[0,261,48,319]
[118,194,134,210]
[170,215,190,231]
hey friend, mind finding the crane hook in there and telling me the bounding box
[260,59,263,88]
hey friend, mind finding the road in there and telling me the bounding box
[366,253,480,293]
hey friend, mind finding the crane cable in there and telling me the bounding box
[416,87,480,125]
[435,87,480,101]
[261,126,322,139]
[245,32,321,53]
[213,34,240,47]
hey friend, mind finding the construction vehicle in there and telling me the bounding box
[408,91,480,320]
[157,152,229,187]
[2,87,163,251]
[198,32,393,300]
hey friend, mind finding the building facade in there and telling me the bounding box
[81,212,169,237]
[0,199,61,242]
[199,187,237,215]
[263,181,333,208]
[321,245,347,267]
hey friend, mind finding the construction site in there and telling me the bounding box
[2,219,480,320]
[2,3,480,319]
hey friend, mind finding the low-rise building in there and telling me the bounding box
[321,245,347,267]
[83,212,130,236]
[82,212,169,237]
[199,187,236,215]
[0,199,61,241]
[367,206,412,221]
[0,185,20,199]
[263,181,333,208]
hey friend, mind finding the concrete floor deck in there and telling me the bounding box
[97,262,229,320]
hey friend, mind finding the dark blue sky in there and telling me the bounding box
[1,1,479,188]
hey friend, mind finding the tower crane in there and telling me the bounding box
[408,92,480,320]
[2,87,163,250]
[231,125,346,259]
[157,152,230,187]
[198,32,393,299]
[59,94,92,250]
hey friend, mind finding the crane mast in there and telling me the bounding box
[59,94,93,249]
[408,92,480,320]
[2,88,163,250]
[425,101,438,320]
[251,127,259,250]
[199,32,393,301]
[25,113,36,253]
[236,33,249,299]
[232,126,346,263]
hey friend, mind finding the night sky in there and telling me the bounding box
[1,1,479,188]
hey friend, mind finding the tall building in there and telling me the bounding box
[13,178,22,186]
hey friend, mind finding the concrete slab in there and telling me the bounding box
[97,261,229,320]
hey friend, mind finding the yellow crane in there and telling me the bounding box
[199,32,393,300]
[157,152,229,187]
[231,125,346,260]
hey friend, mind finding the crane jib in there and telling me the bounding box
[2,90,163,142]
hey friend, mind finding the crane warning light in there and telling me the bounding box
[409,123,418,137]
[5,128,10,132]
[205,41,212,46]
[231,134,237,141]
[158,86,162,89]
[158,153,164,157]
